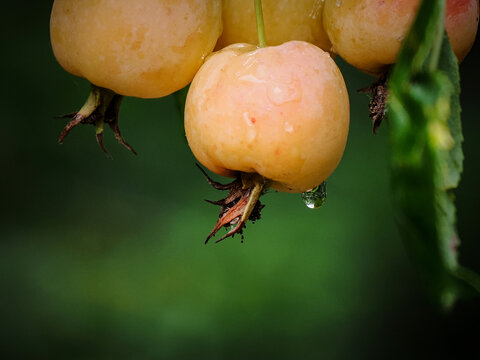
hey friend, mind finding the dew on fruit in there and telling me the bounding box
[241,54,258,71]
[243,111,255,126]
[284,122,293,133]
[301,182,327,209]
[309,0,324,19]
[267,83,300,105]
[246,128,257,142]
[239,74,266,84]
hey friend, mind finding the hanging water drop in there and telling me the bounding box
[301,182,327,209]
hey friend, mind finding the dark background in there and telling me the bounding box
[1,2,479,359]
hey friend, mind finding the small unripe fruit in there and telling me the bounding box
[323,0,479,75]
[446,0,480,61]
[185,41,349,193]
[216,0,332,52]
[50,0,222,154]
[50,0,222,98]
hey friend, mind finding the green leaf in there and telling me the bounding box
[438,34,463,189]
[387,0,479,309]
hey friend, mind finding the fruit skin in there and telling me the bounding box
[323,0,479,75]
[216,0,331,52]
[50,0,222,98]
[185,41,350,193]
[446,0,480,61]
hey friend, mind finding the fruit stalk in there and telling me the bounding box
[254,0,267,47]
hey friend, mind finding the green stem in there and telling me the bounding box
[429,0,446,71]
[254,0,267,47]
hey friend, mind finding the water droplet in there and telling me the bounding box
[309,0,324,19]
[246,128,257,142]
[243,111,254,126]
[267,83,300,105]
[284,122,293,133]
[243,111,257,141]
[239,74,266,84]
[301,182,327,209]
[335,0,342,7]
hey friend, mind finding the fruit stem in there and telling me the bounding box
[429,0,446,71]
[254,0,267,47]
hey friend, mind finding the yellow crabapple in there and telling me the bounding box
[185,41,350,242]
[216,0,332,52]
[323,0,479,75]
[50,0,222,154]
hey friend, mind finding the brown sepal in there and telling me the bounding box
[197,165,265,244]
[359,75,389,133]
[57,90,136,157]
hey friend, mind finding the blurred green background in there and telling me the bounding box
[1,2,479,359]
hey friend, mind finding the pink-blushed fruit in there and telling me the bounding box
[185,41,349,193]
[185,41,349,242]
[446,0,479,62]
[323,0,479,75]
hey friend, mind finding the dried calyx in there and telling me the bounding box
[58,84,136,158]
[359,74,389,133]
[197,164,267,243]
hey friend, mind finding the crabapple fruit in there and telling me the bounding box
[446,0,479,61]
[185,41,349,242]
[50,0,222,98]
[323,0,479,75]
[216,0,332,52]
[185,41,349,193]
[50,0,222,154]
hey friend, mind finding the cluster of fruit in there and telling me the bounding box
[50,0,478,242]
